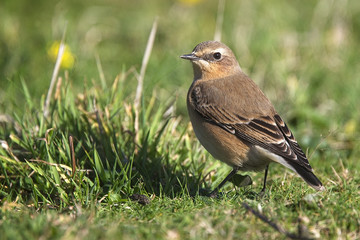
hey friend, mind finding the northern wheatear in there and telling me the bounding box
[181,41,324,196]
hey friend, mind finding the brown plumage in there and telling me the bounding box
[181,41,324,195]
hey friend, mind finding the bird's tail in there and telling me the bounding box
[291,163,325,191]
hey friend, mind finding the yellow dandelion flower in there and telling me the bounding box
[47,41,75,69]
[344,119,356,136]
[178,0,203,6]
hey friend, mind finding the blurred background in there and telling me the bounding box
[0,0,359,159]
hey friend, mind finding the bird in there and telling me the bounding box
[181,41,325,197]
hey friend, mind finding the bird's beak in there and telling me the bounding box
[180,53,200,61]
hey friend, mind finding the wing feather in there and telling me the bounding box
[190,84,313,171]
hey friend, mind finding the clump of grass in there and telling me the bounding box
[0,64,213,209]
[0,18,209,209]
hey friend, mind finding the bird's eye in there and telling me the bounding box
[213,52,222,60]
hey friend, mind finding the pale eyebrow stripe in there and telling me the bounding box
[213,47,227,54]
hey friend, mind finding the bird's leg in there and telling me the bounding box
[259,164,269,195]
[209,167,238,198]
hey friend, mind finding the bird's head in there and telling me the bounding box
[181,41,242,81]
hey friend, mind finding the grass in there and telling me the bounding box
[1,0,360,239]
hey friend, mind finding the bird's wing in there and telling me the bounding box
[190,83,312,171]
